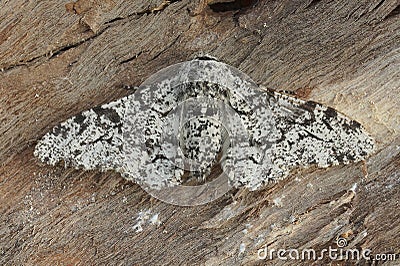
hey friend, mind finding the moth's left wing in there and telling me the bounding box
[34,97,129,171]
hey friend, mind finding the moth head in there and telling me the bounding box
[192,53,220,62]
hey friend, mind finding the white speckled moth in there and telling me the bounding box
[35,56,375,191]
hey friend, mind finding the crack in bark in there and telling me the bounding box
[384,3,400,20]
[104,0,182,25]
[1,26,110,73]
[150,33,182,61]
[1,0,184,73]
[208,0,258,13]
[373,0,387,12]
[306,0,323,9]
[119,51,144,65]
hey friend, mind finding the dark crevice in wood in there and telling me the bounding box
[1,1,184,73]
[48,35,98,60]
[120,85,138,91]
[119,51,143,65]
[141,0,182,14]
[104,15,133,25]
[373,0,386,12]
[208,0,258,13]
[105,0,182,24]
[306,0,324,9]
[384,3,400,20]
[150,34,182,61]
[1,26,109,73]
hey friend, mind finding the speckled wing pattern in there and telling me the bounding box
[34,98,128,171]
[34,58,374,191]
[232,88,375,190]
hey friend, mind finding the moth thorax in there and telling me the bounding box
[179,117,229,172]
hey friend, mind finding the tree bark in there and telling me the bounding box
[1,0,399,265]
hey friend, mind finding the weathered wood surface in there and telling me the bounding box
[1,0,399,265]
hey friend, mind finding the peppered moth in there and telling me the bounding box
[34,57,374,192]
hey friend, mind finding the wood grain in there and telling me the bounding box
[1,0,399,265]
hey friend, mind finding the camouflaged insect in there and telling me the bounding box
[34,57,375,191]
